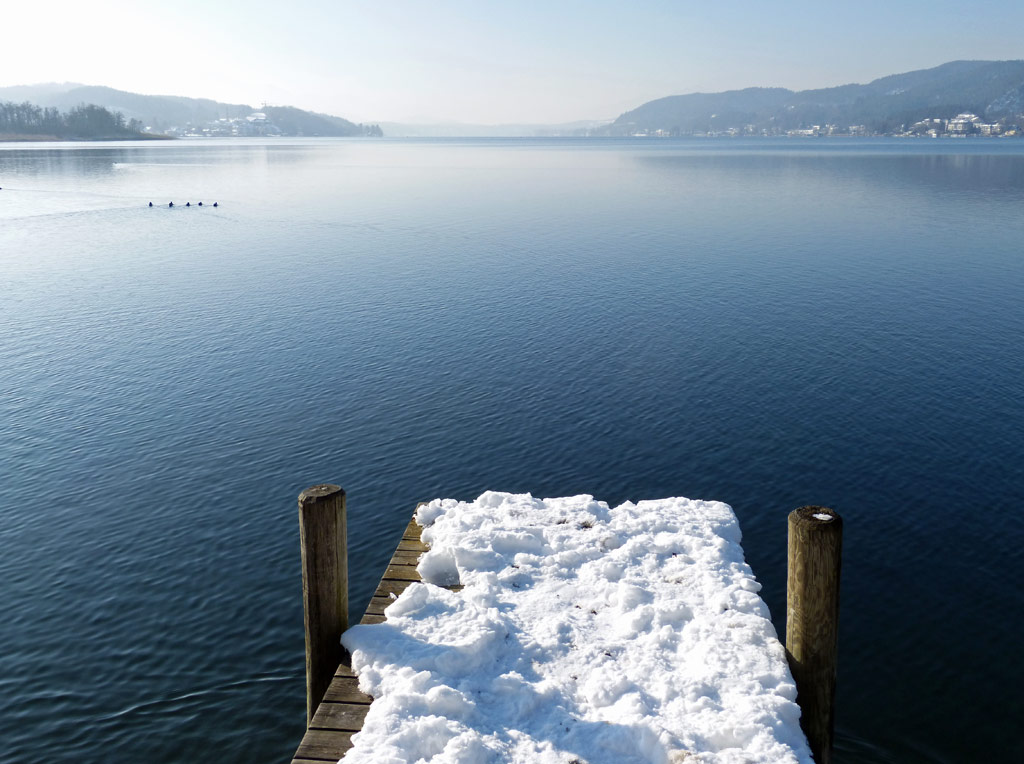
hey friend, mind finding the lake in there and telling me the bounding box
[1,137,1022,763]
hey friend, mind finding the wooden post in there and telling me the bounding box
[786,506,842,763]
[299,484,348,726]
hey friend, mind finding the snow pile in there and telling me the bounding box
[341,492,812,764]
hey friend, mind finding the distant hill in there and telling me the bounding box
[603,60,1024,135]
[0,84,381,137]
[260,105,380,137]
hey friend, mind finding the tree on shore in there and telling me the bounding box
[0,100,154,139]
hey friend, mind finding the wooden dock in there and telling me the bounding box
[291,488,842,764]
[292,511,457,763]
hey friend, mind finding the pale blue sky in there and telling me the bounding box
[3,0,1021,123]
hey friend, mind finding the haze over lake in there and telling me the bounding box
[1,137,1022,763]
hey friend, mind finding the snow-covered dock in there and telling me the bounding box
[291,491,838,764]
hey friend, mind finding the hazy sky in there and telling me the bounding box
[3,1,1022,124]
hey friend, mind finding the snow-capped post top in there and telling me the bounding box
[299,483,345,507]
[791,505,841,529]
[341,492,814,763]
[786,505,842,764]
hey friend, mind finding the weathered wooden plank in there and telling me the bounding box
[389,549,423,562]
[360,612,386,625]
[291,758,336,764]
[309,659,372,718]
[386,560,419,569]
[294,729,355,760]
[383,564,423,581]
[323,674,373,704]
[387,556,420,568]
[366,595,398,615]
[322,688,372,705]
[333,661,356,678]
[396,538,429,553]
[310,701,370,731]
[372,578,417,598]
[401,519,423,541]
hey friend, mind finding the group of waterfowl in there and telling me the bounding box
[150,201,218,208]
[1,188,219,207]
[0,187,221,208]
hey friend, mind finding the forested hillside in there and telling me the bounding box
[0,101,162,140]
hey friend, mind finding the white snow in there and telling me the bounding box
[812,513,833,522]
[341,492,812,764]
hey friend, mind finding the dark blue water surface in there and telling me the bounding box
[1,138,1022,763]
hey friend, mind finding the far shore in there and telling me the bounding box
[0,133,174,142]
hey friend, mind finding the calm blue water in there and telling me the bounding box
[1,137,1022,763]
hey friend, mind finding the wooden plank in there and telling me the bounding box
[366,595,397,615]
[382,564,423,581]
[322,686,372,705]
[310,701,370,731]
[294,729,355,760]
[386,559,420,568]
[372,578,417,598]
[402,519,423,541]
[386,557,420,568]
[389,549,423,562]
[333,662,356,678]
[323,674,373,704]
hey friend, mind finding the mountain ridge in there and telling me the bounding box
[0,83,381,137]
[605,60,1024,135]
